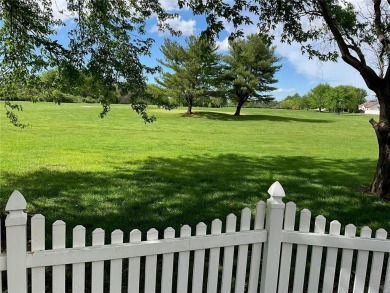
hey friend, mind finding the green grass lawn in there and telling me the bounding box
[1,102,389,243]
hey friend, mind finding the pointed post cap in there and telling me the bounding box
[5,190,27,212]
[268,181,285,204]
[5,190,27,227]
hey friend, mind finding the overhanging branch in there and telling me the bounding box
[316,0,380,84]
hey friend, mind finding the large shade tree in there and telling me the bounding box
[0,0,177,125]
[182,0,390,198]
[222,34,280,116]
[156,36,221,114]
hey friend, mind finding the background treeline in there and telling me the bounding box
[1,68,124,104]
[279,84,368,113]
[4,68,368,114]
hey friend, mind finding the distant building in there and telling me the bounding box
[359,101,380,115]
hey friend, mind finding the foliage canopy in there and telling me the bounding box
[222,34,280,115]
[156,36,221,114]
[0,0,177,125]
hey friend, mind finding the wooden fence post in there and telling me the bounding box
[260,181,286,293]
[5,190,28,293]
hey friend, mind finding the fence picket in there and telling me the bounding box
[177,225,191,292]
[368,229,387,293]
[221,214,237,293]
[207,219,222,293]
[145,228,158,293]
[322,220,341,293]
[5,191,28,293]
[292,209,311,293]
[353,226,371,293]
[72,225,86,293]
[161,227,175,293]
[383,251,390,292]
[128,229,142,293]
[307,215,326,292]
[31,214,45,293]
[235,208,251,293]
[52,220,66,293]
[247,201,266,293]
[110,230,124,293]
[260,182,286,293]
[92,228,105,293]
[192,222,207,293]
[338,224,357,293]
[278,202,297,293]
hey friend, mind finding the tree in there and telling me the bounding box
[341,85,367,113]
[348,86,368,112]
[39,68,105,103]
[325,85,352,114]
[301,94,312,111]
[181,0,390,197]
[0,0,177,126]
[279,93,302,110]
[308,83,332,112]
[222,34,280,116]
[279,99,295,110]
[156,36,221,114]
[324,85,367,113]
[146,84,178,110]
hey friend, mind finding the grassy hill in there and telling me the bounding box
[1,102,388,240]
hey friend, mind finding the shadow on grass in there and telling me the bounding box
[182,111,333,123]
[1,155,389,244]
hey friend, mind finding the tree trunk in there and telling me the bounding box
[186,98,193,114]
[370,83,390,199]
[234,100,245,116]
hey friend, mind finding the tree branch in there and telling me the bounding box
[378,47,385,78]
[374,0,387,44]
[345,37,366,65]
[370,117,378,128]
[316,0,380,84]
[374,0,390,59]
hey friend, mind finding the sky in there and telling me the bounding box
[53,0,376,101]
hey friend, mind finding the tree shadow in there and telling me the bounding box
[1,155,388,244]
[182,111,333,123]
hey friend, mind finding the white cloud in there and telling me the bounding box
[52,0,73,21]
[216,37,230,52]
[275,39,373,93]
[272,88,296,93]
[160,0,184,11]
[151,16,196,36]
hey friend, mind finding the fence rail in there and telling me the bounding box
[1,182,389,292]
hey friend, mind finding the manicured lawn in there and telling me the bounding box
[0,102,389,243]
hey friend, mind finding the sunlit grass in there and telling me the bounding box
[0,102,388,241]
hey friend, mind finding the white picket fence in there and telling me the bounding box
[1,181,390,292]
